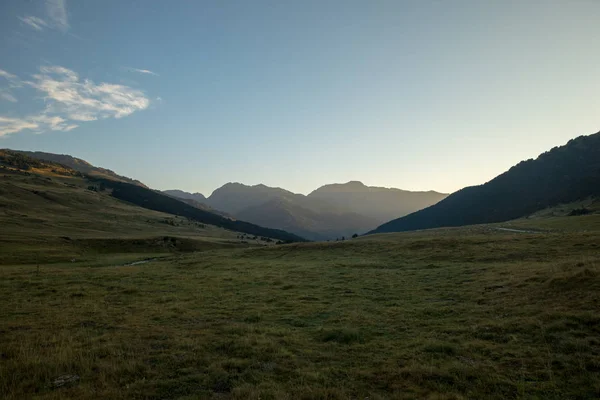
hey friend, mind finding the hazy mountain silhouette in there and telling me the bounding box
[12,150,147,187]
[163,189,207,203]
[235,197,381,241]
[308,181,448,222]
[92,178,306,242]
[164,181,447,240]
[370,131,600,234]
[206,183,303,214]
[11,149,449,241]
[162,190,230,216]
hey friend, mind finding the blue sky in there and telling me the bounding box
[1,1,599,196]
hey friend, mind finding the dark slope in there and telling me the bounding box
[10,150,147,187]
[92,178,307,242]
[163,189,207,203]
[370,131,600,234]
[162,190,231,217]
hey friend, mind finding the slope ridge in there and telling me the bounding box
[370,131,600,234]
[10,150,147,187]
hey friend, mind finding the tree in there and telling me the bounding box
[352,233,358,239]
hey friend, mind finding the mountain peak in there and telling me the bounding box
[310,181,370,194]
[345,180,366,187]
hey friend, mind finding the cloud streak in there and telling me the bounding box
[0,69,18,81]
[0,92,18,103]
[19,16,50,31]
[0,69,21,103]
[0,66,151,137]
[127,67,159,76]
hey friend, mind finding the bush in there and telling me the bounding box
[569,208,592,216]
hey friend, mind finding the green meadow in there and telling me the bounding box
[1,222,599,399]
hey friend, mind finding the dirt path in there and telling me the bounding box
[495,227,542,234]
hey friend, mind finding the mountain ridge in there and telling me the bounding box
[166,181,448,239]
[8,150,147,188]
[0,149,306,242]
[369,130,600,234]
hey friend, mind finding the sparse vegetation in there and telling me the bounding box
[569,207,592,216]
[1,223,599,399]
[2,139,600,399]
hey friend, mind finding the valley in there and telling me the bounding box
[165,182,448,241]
[2,3,599,399]
[1,132,600,399]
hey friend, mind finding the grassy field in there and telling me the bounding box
[1,221,599,399]
[0,169,264,265]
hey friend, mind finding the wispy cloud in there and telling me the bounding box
[0,66,151,137]
[0,117,41,136]
[0,69,18,81]
[126,67,159,77]
[0,69,21,103]
[19,0,69,32]
[0,115,77,136]
[0,92,18,103]
[19,16,50,31]
[29,66,151,120]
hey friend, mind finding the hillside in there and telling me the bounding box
[370,131,600,234]
[0,150,305,251]
[162,190,230,217]
[163,189,207,203]
[93,178,306,242]
[0,160,247,264]
[11,150,147,187]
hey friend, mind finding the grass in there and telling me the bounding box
[0,170,267,264]
[1,225,599,399]
[2,168,599,398]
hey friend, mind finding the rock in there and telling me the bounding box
[52,374,80,388]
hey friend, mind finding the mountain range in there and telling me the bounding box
[165,181,448,240]
[5,129,598,241]
[0,149,305,243]
[370,131,600,234]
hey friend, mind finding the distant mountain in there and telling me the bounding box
[91,178,306,242]
[206,183,303,214]
[1,149,306,243]
[369,131,600,234]
[10,150,147,187]
[236,197,380,241]
[162,190,231,217]
[308,181,448,222]
[163,189,207,203]
[163,181,447,240]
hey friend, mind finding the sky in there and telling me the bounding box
[1,1,599,196]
